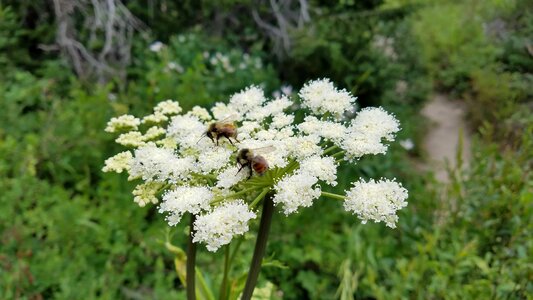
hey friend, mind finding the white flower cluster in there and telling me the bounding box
[344,179,408,228]
[299,78,356,118]
[159,186,213,226]
[193,200,256,252]
[105,115,140,133]
[103,79,408,251]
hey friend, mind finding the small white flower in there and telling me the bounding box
[156,137,178,149]
[273,172,321,215]
[102,151,133,173]
[105,115,141,133]
[399,139,414,150]
[216,166,249,189]
[129,145,193,182]
[115,131,146,147]
[349,107,400,141]
[271,114,294,129]
[281,85,293,95]
[166,115,206,148]
[193,200,256,252]
[142,112,169,124]
[133,182,163,207]
[299,78,356,118]
[196,147,233,174]
[159,186,213,226]
[167,62,184,73]
[285,135,323,160]
[228,86,266,116]
[298,116,346,143]
[144,126,166,140]
[189,106,212,121]
[342,107,400,159]
[155,100,182,115]
[238,121,261,140]
[149,41,164,52]
[299,156,338,186]
[210,102,239,120]
[344,179,408,228]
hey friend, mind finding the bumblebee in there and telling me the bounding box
[203,116,239,146]
[236,146,275,178]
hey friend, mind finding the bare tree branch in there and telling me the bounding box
[51,0,145,83]
[252,0,310,59]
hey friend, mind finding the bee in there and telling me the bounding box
[236,146,275,179]
[202,115,239,146]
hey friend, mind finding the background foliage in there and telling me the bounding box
[1,0,531,299]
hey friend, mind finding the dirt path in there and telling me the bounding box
[420,94,471,182]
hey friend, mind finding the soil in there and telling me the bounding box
[420,94,472,182]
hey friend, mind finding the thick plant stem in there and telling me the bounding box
[187,214,197,300]
[241,193,275,300]
[219,245,230,300]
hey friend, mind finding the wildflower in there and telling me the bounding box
[228,86,266,116]
[341,107,400,159]
[344,179,408,228]
[189,106,212,121]
[115,131,146,147]
[299,156,338,186]
[159,186,213,226]
[144,126,166,140]
[399,139,414,150]
[149,41,164,52]
[105,115,140,133]
[129,145,193,182]
[193,200,256,252]
[216,166,248,189]
[102,151,132,173]
[103,80,408,252]
[142,112,168,124]
[133,182,163,207]
[154,100,182,115]
[299,78,356,118]
[273,172,321,215]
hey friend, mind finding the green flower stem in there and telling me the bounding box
[187,214,197,300]
[228,238,243,271]
[241,192,275,300]
[250,188,271,209]
[193,173,218,180]
[323,145,339,155]
[321,191,346,201]
[210,187,261,205]
[331,150,345,158]
[219,245,231,300]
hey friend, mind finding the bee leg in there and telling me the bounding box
[248,165,253,179]
[236,163,245,175]
[225,136,235,146]
[216,137,220,146]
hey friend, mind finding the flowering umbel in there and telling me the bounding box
[103,79,408,251]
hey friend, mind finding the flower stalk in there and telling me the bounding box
[219,245,231,300]
[187,214,197,300]
[321,191,346,201]
[241,192,275,300]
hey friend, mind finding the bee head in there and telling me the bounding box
[237,148,252,163]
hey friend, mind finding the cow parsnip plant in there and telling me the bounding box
[103,78,408,299]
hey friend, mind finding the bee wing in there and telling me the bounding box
[217,113,239,124]
[252,145,276,154]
